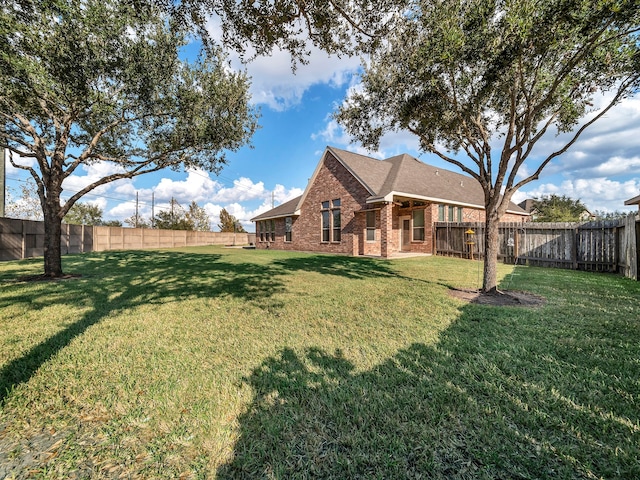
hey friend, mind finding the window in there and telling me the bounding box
[366,211,376,241]
[332,199,341,242]
[321,199,341,242]
[413,209,425,241]
[285,217,292,242]
[457,207,463,222]
[448,205,455,222]
[321,210,330,242]
[438,204,445,221]
[260,220,275,241]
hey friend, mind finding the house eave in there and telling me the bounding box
[251,210,301,222]
[624,194,640,206]
[366,191,485,210]
[365,191,529,216]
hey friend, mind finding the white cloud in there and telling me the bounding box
[583,156,640,177]
[204,201,256,232]
[152,168,221,203]
[519,177,640,213]
[4,149,36,175]
[206,17,361,111]
[85,197,108,211]
[64,161,129,197]
[244,49,360,111]
[312,115,421,160]
[272,184,304,204]
[203,184,304,232]
[101,168,304,232]
[211,177,267,203]
[523,92,640,177]
[107,201,141,219]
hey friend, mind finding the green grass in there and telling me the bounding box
[0,247,638,479]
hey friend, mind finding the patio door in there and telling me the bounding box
[401,217,411,251]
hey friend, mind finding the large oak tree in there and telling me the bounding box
[0,0,258,277]
[337,0,640,292]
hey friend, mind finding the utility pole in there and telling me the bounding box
[151,191,155,228]
[135,191,139,228]
[0,148,5,217]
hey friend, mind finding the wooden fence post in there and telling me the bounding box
[572,226,579,270]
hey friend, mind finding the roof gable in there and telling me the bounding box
[327,147,392,194]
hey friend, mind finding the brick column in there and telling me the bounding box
[380,202,393,258]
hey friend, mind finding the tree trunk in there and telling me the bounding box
[482,209,500,293]
[43,194,64,277]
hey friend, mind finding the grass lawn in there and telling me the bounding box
[0,247,638,479]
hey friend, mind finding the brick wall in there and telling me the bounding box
[256,152,371,254]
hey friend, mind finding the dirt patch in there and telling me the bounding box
[448,288,545,307]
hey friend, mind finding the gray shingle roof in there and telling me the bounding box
[251,195,302,221]
[251,146,527,221]
[330,147,523,212]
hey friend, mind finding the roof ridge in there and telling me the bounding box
[328,146,378,162]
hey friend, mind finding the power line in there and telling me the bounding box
[4,167,274,222]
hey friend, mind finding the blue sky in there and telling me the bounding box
[5,35,640,230]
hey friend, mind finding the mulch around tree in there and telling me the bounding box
[448,288,546,307]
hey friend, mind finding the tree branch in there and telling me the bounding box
[512,77,635,191]
[414,132,481,182]
[60,156,187,217]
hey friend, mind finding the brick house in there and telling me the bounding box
[251,146,528,257]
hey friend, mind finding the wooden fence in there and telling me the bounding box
[434,214,639,280]
[0,217,255,261]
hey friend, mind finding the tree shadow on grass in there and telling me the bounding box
[218,307,640,479]
[0,250,403,406]
[271,254,398,280]
[0,250,289,404]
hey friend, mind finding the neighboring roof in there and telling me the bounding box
[251,195,302,221]
[624,194,640,206]
[252,147,528,221]
[518,199,536,213]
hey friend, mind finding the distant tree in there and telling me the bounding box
[218,208,246,233]
[64,203,104,225]
[186,201,211,231]
[4,180,43,221]
[101,220,123,227]
[1,0,258,277]
[154,198,194,230]
[124,213,151,229]
[532,195,588,222]
[593,210,632,221]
